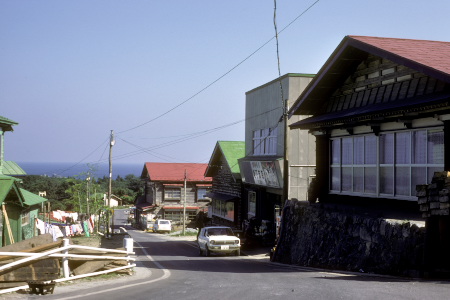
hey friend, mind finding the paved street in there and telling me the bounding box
[6,210,450,299]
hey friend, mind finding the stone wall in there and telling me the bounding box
[273,200,426,277]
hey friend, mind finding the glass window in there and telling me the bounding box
[365,135,377,164]
[412,130,426,164]
[248,191,256,216]
[164,188,181,200]
[411,167,426,195]
[364,167,376,193]
[253,127,278,155]
[428,130,444,164]
[380,134,394,164]
[342,137,353,165]
[329,128,443,200]
[331,139,341,165]
[396,132,411,164]
[354,137,364,164]
[380,166,393,194]
[353,167,364,192]
[342,167,352,191]
[396,167,410,196]
[197,188,211,200]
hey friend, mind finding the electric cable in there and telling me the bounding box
[117,0,321,134]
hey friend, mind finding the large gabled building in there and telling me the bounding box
[138,162,212,226]
[288,35,450,272]
[289,35,450,205]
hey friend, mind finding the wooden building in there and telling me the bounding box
[204,141,245,229]
[288,36,450,273]
[290,35,450,205]
[138,162,212,226]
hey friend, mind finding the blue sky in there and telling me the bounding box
[2,0,450,167]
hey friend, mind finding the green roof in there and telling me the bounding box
[0,116,18,132]
[20,188,47,206]
[1,161,27,176]
[217,141,245,175]
[0,175,21,204]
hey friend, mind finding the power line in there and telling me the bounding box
[117,1,321,134]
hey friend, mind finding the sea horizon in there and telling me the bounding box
[17,161,144,179]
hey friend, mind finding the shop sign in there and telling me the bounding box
[250,161,280,188]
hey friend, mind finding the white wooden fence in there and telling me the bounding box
[0,237,135,294]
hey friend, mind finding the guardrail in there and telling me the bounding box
[0,237,136,295]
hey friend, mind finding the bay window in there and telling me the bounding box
[330,128,444,200]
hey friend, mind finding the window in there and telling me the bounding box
[197,188,211,201]
[211,199,235,221]
[253,127,278,155]
[330,128,444,200]
[21,212,30,226]
[248,191,256,217]
[164,210,196,222]
[164,187,181,201]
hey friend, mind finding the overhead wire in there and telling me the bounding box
[54,1,321,175]
[117,0,321,135]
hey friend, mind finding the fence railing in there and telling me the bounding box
[0,237,135,294]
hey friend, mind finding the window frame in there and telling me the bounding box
[329,127,444,200]
[164,187,182,201]
[252,127,278,156]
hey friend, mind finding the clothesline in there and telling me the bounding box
[35,215,95,241]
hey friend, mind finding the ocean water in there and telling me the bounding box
[17,161,144,178]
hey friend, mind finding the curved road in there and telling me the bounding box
[8,209,450,299]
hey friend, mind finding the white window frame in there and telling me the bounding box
[330,128,444,201]
[164,187,181,201]
[253,127,278,156]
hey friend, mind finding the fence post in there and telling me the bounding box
[123,237,133,265]
[63,238,70,278]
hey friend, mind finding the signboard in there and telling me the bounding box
[250,161,280,188]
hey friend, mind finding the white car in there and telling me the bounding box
[153,219,172,233]
[197,226,241,256]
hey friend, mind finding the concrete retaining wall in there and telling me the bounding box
[273,200,426,277]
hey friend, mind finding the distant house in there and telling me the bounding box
[103,194,123,207]
[138,162,212,226]
[204,141,245,229]
[289,36,450,205]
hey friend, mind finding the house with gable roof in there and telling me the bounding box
[138,162,212,228]
[288,36,450,273]
[289,35,450,206]
[0,115,47,246]
[204,141,245,229]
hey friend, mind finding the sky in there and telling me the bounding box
[2,0,450,169]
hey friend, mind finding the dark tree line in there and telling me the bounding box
[19,174,143,212]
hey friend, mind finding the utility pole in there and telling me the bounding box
[86,175,90,215]
[107,130,115,238]
[282,98,289,206]
[183,170,187,236]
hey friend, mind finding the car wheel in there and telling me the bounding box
[198,246,203,256]
[205,246,210,257]
[235,249,240,256]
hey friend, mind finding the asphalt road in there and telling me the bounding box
[7,210,450,299]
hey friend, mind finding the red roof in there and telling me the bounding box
[142,162,212,182]
[290,35,450,116]
[349,35,450,76]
